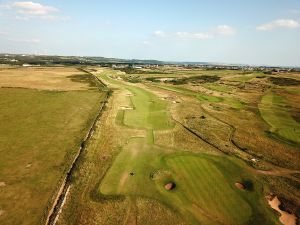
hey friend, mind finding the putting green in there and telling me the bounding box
[259,92,300,144]
[99,138,278,225]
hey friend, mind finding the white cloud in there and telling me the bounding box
[215,25,236,36]
[1,1,67,21]
[257,19,300,30]
[0,31,7,36]
[155,25,236,40]
[12,2,58,15]
[0,4,11,9]
[142,41,151,45]
[176,31,213,40]
[154,30,166,38]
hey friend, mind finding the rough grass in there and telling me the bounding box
[152,84,245,108]
[0,87,105,225]
[0,67,91,91]
[202,83,233,93]
[259,92,300,144]
[153,84,223,103]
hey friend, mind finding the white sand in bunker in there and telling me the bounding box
[120,106,133,110]
[164,182,176,190]
[0,67,91,91]
[267,196,297,225]
[234,182,246,190]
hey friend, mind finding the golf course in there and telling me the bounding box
[96,69,281,225]
[1,66,299,225]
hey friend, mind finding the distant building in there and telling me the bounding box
[22,63,32,67]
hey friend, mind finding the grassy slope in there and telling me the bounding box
[0,88,104,225]
[259,92,300,144]
[152,84,245,109]
[202,83,233,93]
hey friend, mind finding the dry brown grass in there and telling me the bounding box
[0,67,90,91]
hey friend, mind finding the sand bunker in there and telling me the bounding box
[235,182,246,190]
[0,182,6,187]
[164,182,176,190]
[267,196,297,225]
[120,106,133,110]
[0,209,4,216]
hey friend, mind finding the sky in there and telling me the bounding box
[0,0,300,66]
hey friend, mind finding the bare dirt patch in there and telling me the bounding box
[0,182,6,187]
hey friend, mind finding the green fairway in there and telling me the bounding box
[259,92,300,144]
[99,138,278,225]
[123,86,174,129]
[99,71,174,130]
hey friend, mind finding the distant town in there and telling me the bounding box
[0,53,299,72]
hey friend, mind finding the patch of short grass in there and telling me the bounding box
[124,86,175,130]
[259,92,300,144]
[228,74,257,82]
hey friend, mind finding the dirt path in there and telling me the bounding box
[123,197,137,225]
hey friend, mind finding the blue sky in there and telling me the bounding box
[0,0,300,66]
